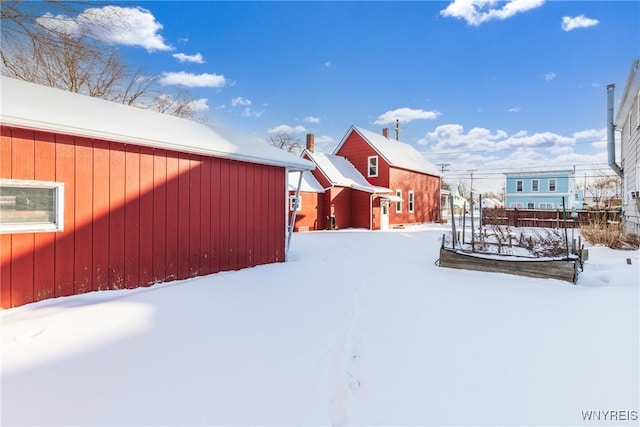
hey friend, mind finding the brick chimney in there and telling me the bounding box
[306,133,315,153]
[382,128,390,139]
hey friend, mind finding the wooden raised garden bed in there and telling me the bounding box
[438,247,579,284]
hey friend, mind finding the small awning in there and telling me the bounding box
[380,195,403,202]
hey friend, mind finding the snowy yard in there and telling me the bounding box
[1,225,638,426]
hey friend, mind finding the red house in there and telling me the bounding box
[290,127,441,231]
[0,77,313,308]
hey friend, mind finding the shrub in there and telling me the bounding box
[579,213,640,250]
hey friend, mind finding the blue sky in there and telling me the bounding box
[34,1,640,192]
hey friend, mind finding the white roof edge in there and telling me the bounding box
[504,170,574,176]
[1,77,313,171]
[614,58,640,127]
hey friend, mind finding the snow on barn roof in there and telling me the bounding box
[287,170,324,193]
[335,126,440,177]
[305,151,391,194]
[0,77,313,171]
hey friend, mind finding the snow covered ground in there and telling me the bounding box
[1,224,638,426]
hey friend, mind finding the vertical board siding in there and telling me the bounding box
[74,137,93,295]
[165,153,179,281]
[124,145,141,289]
[0,126,288,308]
[139,147,155,286]
[109,143,125,289]
[0,128,12,307]
[199,158,211,276]
[55,134,75,297]
[33,131,56,301]
[219,159,230,272]
[10,129,35,306]
[189,156,201,277]
[92,140,110,291]
[210,158,221,274]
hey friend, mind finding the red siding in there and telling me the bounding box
[33,131,56,301]
[335,129,441,228]
[335,132,391,188]
[289,191,325,230]
[389,167,440,224]
[0,126,288,308]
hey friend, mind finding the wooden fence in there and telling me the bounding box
[481,208,620,229]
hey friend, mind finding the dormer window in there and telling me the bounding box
[368,156,378,177]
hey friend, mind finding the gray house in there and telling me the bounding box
[608,59,640,234]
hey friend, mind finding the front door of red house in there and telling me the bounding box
[380,199,389,230]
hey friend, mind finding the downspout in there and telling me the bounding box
[285,170,304,261]
[607,84,623,178]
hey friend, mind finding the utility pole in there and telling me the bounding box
[468,169,476,195]
[437,163,450,177]
[395,119,400,141]
[437,163,450,224]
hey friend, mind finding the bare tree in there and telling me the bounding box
[269,133,303,154]
[586,173,622,209]
[1,1,204,120]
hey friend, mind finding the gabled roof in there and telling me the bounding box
[333,126,440,176]
[287,170,324,193]
[0,77,313,171]
[305,151,391,194]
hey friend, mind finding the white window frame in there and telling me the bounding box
[548,178,557,192]
[367,156,378,177]
[511,202,524,208]
[408,190,415,213]
[0,179,64,234]
[516,180,523,192]
[531,179,539,192]
[289,194,301,211]
[527,201,535,209]
[395,189,402,212]
[539,202,554,209]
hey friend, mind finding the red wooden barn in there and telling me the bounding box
[290,126,441,231]
[0,77,313,308]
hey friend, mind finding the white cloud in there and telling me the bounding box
[230,97,262,117]
[324,61,332,68]
[420,123,573,152]
[374,107,440,125]
[231,97,252,107]
[423,126,608,192]
[187,98,209,112]
[562,14,599,31]
[172,52,205,64]
[267,125,308,135]
[304,116,321,123]
[545,72,556,81]
[158,72,226,88]
[37,6,172,51]
[508,106,521,113]
[440,0,545,26]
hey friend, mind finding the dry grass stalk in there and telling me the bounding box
[579,213,640,250]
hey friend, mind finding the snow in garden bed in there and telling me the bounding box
[1,225,638,426]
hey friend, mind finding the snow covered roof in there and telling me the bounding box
[615,59,640,127]
[334,126,440,176]
[288,170,325,193]
[0,77,313,171]
[305,151,391,194]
